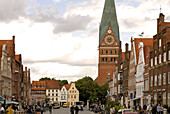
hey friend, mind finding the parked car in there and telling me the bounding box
[63,103,69,108]
[53,103,60,109]
[118,109,138,114]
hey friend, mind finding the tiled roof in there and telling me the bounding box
[31,81,46,91]
[64,84,71,90]
[134,38,153,64]
[45,80,60,89]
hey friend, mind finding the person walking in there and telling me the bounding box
[75,105,79,114]
[157,104,162,114]
[110,105,115,114]
[6,105,13,114]
[70,105,74,114]
[49,105,52,114]
[0,106,5,114]
[40,106,44,114]
[151,104,157,114]
[167,106,170,114]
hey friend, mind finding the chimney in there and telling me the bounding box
[125,43,129,52]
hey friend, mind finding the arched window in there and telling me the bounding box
[115,50,117,54]
[102,50,103,54]
[106,50,108,54]
[111,50,112,54]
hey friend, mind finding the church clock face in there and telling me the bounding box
[105,35,114,45]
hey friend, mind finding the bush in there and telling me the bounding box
[104,106,111,110]
[114,105,123,112]
[163,104,168,109]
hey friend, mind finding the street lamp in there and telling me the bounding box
[4,92,7,111]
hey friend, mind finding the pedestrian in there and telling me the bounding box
[40,106,44,114]
[27,106,32,114]
[49,105,52,114]
[157,104,162,114]
[70,105,74,114]
[75,105,79,114]
[0,105,5,113]
[110,105,115,114]
[151,104,157,114]
[6,105,13,114]
[167,106,170,114]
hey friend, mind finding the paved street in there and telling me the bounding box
[44,107,97,114]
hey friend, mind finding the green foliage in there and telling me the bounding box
[58,80,68,86]
[163,104,168,109]
[39,77,52,81]
[114,105,123,112]
[104,106,111,110]
[75,76,108,104]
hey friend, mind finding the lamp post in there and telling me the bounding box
[4,92,7,112]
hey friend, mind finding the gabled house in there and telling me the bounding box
[59,84,70,106]
[46,80,60,104]
[67,83,79,107]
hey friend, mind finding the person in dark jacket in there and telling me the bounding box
[151,104,157,114]
[167,106,170,114]
[70,105,74,114]
[75,105,79,114]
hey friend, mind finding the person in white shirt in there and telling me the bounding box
[0,106,5,113]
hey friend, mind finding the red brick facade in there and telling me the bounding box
[95,27,120,86]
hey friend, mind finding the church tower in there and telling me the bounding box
[95,0,120,86]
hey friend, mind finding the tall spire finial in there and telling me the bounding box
[160,4,162,13]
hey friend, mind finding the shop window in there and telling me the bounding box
[163,92,166,105]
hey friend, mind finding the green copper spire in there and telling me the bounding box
[99,0,120,45]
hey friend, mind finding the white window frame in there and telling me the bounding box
[163,92,166,105]
[159,39,161,47]
[163,52,166,62]
[151,58,153,66]
[159,54,161,64]
[163,73,166,85]
[159,74,161,85]
[168,72,170,84]
[151,76,153,87]
[169,50,170,60]
[155,56,157,65]
[155,75,157,86]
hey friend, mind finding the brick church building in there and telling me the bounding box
[95,0,120,86]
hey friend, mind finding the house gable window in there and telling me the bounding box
[159,39,161,47]
[159,74,161,85]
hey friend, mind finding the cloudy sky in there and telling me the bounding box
[0,0,170,82]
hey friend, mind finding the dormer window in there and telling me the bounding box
[72,87,74,89]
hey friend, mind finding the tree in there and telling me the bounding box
[58,80,68,86]
[39,77,52,81]
[75,76,108,104]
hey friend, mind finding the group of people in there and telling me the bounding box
[0,104,19,114]
[70,105,79,114]
[0,104,54,114]
[151,104,170,114]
